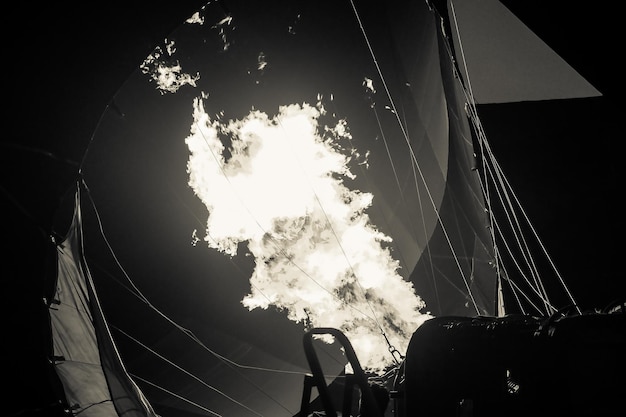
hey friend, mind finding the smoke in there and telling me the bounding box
[185,97,430,372]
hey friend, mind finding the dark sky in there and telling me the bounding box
[4,1,622,416]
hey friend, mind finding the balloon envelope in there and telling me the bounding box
[80,0,495,415]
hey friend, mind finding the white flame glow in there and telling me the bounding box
[140,39,200,94]
[185,97,430,372]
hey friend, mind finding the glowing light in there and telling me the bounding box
[140,39,200,94]
[185,97,430,372]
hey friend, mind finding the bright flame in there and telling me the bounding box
[185,97,430,372]
[140,39,200,94]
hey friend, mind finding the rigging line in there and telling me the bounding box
[350,0,481,315]
[0,141,80,167]
[480,144,539,276]
[130,373,223,417]
[325,93,435,333]
[81,180,306,415]
[498,263,549,316]
[465,102,544,289]
[115,327,265,417]
[477,161,508,316]
[429,262,480,306]
[449,40,503,276]
[81,179,150,306]
[448,0,477,116]
[78,91,132,173]
[353,78,435,283]
[465,107,532,315]
[390,78,451,314]
[483,154,551,312]
[406,137,443,314]
[439,7,510,278]
[503,268,530,316]
[467,110,505,308]
[447,2,545,314]
[489,153,552,312]
[85,260,152,304]
[327,91,432,322]
[120,316,342,414]
[88,245,317,381]
[372,88,426,255]
[432,10,508,314]
[482,140,579,312]
[447,32,550,314]
[447,1,576,313]
[412,11,490,314]
[72,399,113,416]
[491,215,558,314]
[478,136,555,313]
[192,116,378,323]
[456,82,546,312]
[121,319,308,376]
[74,183,157,417]
[349,0,410,152]
[82,183,303,376]
[91,254,295,383]
[327,95,413,277]
[370,100,422,272]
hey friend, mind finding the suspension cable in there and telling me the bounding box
[350,0,480,314]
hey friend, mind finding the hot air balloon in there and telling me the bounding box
[5,1,623,416]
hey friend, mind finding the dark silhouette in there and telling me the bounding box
[358,382,390,417]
